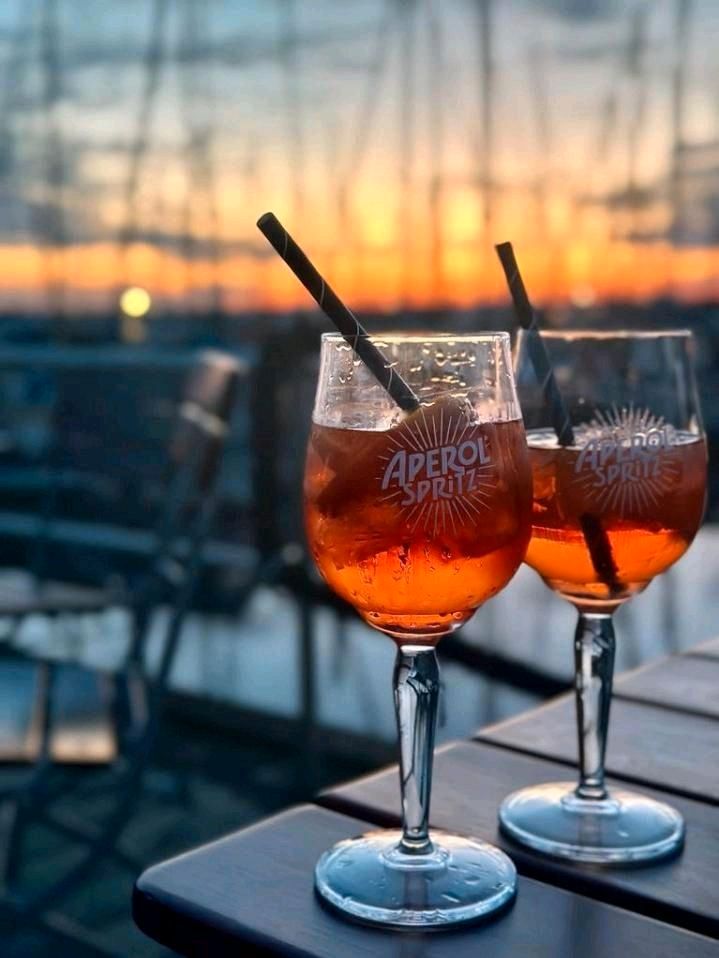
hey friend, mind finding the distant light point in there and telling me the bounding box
[570,285,596,309]
[120,286,152,318]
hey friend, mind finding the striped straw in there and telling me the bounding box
[495,241,620,594]
[257,212,419,414]
[495,242,574,446]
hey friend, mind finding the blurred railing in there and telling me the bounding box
[0,314,716,616]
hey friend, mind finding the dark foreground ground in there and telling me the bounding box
[1,697,386,958]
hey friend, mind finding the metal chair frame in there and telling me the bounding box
[0,350,242,953]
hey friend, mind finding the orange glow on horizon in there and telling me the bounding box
[1,0,716,321]
[1,234,717,316]
[2,79,713,318]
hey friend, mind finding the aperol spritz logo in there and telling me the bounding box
[573,406,680,514]
[378,407,495,533]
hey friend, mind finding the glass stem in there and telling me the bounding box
[394,645,440,854]
[573,612,615,801]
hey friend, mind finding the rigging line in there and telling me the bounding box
[178,0,224,326]
[427,0,445,303]
[39,0,67,331]
[277,0,304,223]
[117,0,170,269]
[0,3,35,237]
[476,0,494,234]
[338,0,400,194]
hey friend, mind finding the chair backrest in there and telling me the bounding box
[49,361,188,528]
[124,350,241,678]
[250,322,320,558]
[149,350,241,596]
[0,358,192,581]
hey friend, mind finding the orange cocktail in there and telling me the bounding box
[305,404,531,639]
[525,426,707,609]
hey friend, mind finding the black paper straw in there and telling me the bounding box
[495,241,620,594]
[257,212,419,413]
[495,242,574,446]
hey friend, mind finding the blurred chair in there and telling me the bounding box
[248,322,364,785]
[0,350,241,950]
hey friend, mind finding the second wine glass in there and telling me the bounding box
[500,329,707,864]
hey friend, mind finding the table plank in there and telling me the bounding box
[49,664,116,764]
[0,659,116,765]
[479,696,719,804]
[614,655,719,719]
[319,743,719,939]
[133,804,718,957]
[0,659,45,761]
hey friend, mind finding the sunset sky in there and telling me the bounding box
[1,0,719,317]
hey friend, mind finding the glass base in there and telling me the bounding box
[499,782,685,865]
[314,829,517,928]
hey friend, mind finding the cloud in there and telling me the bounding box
[575,184,658,212]
[119,229,266,261]
[529,0,619,20]
[57,24,370,73]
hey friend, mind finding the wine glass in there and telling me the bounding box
[304,332,532,927]
[500,329,707,864]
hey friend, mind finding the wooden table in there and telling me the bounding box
[133,639,719,956]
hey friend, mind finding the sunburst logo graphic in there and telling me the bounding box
[376,406,495,535]
[573,405,680,516]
